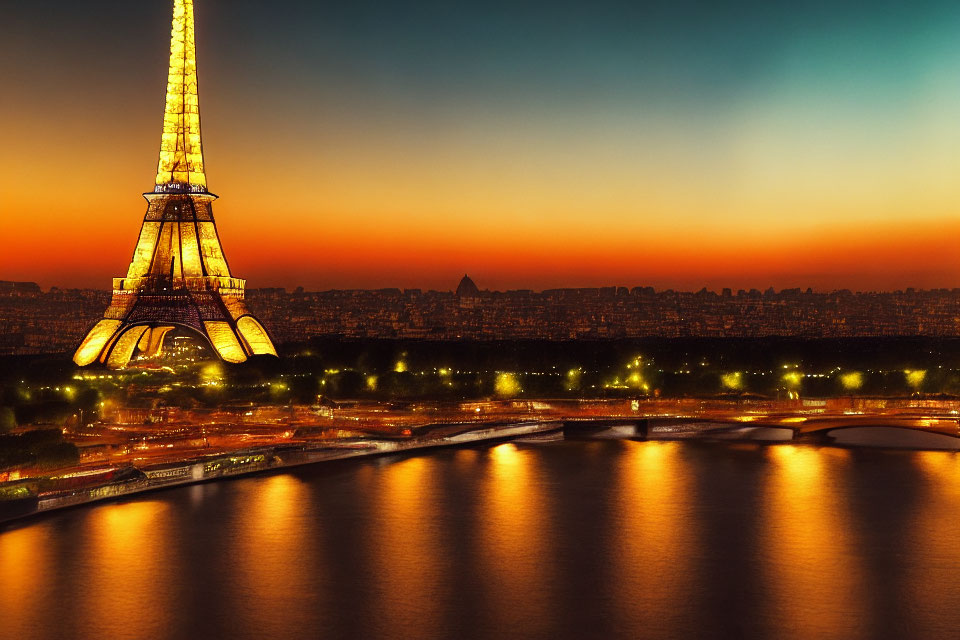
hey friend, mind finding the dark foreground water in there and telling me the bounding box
[3,440,960,640]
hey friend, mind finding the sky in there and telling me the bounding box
[2,0,960,292]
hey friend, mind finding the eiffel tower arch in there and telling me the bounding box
[74,0,278,369]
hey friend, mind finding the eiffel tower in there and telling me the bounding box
[74,0,277,369]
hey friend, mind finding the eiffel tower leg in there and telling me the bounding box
[75,306,277,369]
[138,326,175,358]
[74,319,123,366]
[103,325,151,369]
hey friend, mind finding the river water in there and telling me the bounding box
[2,439,960,639]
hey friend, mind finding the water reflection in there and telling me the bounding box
[454,447,479,468]
[613,441,697,635]
[6,442,960,639]
[0,523,54,639]
[908,452,960,635]
[79,500,175,640]
[231,474,316,633]
[479,443,553,636]
[370,456,447,635]
[762,446,866,640]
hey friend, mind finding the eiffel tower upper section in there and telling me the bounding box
[156,0,206,193]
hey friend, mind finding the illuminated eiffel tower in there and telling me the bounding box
[74,0,277,368]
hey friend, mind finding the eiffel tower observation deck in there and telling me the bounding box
[74,0,278,369]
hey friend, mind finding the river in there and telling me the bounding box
[2,439,960,639]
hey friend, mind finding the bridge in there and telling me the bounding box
[562,413,960,449]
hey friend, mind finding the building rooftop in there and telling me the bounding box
[456,274,480,298]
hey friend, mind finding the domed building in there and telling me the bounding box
[456,274,481,309]
[456,274,480,297]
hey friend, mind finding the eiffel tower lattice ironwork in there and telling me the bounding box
[74,0,278,369]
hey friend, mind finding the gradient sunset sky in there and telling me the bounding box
[2,0,960,292]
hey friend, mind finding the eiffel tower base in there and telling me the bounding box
[74,283,277,369]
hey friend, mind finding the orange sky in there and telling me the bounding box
[3,2,960,292]
[2,103,959,293]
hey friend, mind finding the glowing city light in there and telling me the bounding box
[782,371,803,388]
[721,372,743,391]
[905,369,927,390]
[495,372,521,397]
[840,371,864,391]
[201,363,224,382]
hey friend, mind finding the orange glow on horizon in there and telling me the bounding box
[248,214,960,289]
[4,189,960,292]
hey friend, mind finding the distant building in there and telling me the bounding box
[0,281,41,296]
[456,274,481,309]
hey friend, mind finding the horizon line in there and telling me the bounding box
[6,279,960,297]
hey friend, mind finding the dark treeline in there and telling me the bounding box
[0,430,78,472]
[2,337,960,410]
[280,336,954,373]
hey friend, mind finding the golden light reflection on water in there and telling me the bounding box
[480,443,553,635]
[13,442,960,638]
[371,456,446,633]
[613,441,696,634]
[0,524,54,638]
[762,446,866,640]
[454,447,479,467]
[80,500,175,639]
[232,474,315,631]
[907,451,960,634]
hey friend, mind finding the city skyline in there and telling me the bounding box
[7,282,960,358]
[4,0,960,292]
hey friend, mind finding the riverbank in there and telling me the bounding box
[0,420,561,526]
[5,407,960,527]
